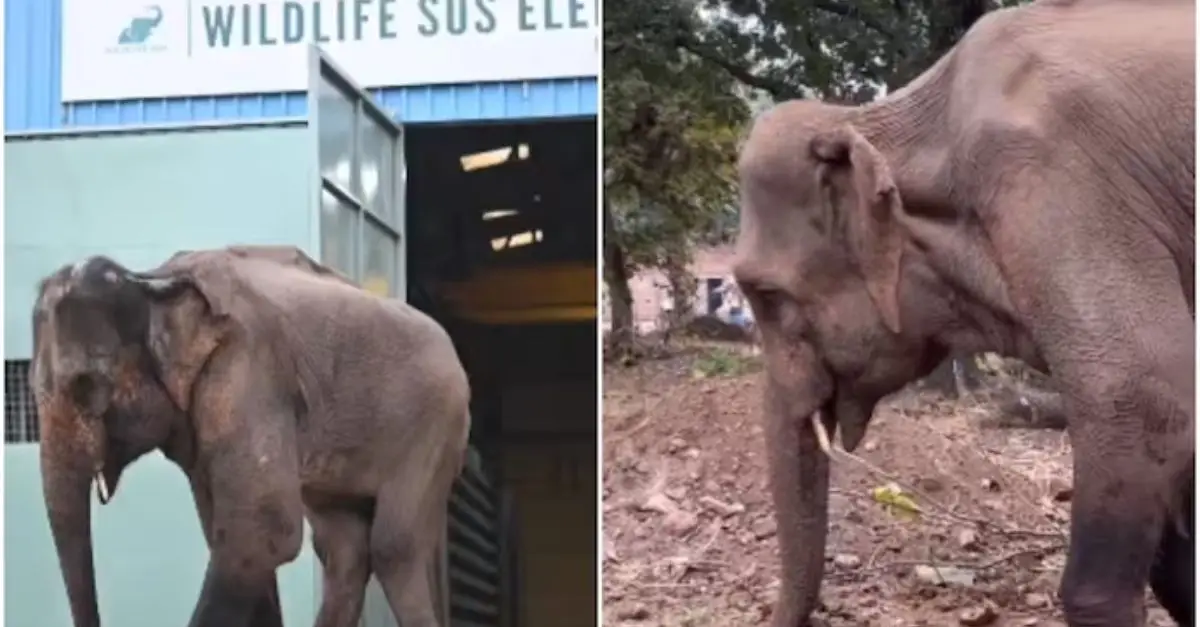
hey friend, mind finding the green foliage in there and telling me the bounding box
[688,0,1032,103]
[691,345,759,379]
[604,0,749,271]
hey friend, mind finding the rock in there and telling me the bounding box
[615,604,651,621]
[664,510,699,535]
[956,528,981,551]
[832,553,861,569]
[665,486,686,500]
[958,603,998,626]
[1023,592,1051,609]
[981,478,1001,492]
[752,518,777,540]
[913,565,977,587]
[700,495,746,517]
[918,477,945,492]
[640,493,676,514]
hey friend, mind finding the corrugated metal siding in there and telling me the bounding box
[4,0,597,132]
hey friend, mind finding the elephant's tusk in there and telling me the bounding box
[810,411,833,457]
[94,473,110,505]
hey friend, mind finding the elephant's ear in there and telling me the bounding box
[811,125,905,334]
[128,271,235,411]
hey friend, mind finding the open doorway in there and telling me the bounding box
[406,119,598,627]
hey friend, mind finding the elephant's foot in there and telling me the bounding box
[187,561,276,627]
[1060,586,1146,627]
[1149,483,1194,627]
[247,582,285,627]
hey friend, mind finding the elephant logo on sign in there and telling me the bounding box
[117,5,163,45]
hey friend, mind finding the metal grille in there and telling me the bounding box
[446,452,511,627]
[5,360,39,443]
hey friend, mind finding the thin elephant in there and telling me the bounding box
[32,244,471,627]
[732,1,1193,626]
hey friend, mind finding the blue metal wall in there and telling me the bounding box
[4,0,598,132]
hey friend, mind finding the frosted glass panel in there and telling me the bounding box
[362,222,396,297]
[359,118,394,224]
[317,78,356,192]
[320,187,358,279]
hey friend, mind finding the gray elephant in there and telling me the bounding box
[732,2,1193,627]
[32,245,470,627]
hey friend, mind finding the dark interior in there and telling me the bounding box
[406,119,596,282]
[404,118,598,461]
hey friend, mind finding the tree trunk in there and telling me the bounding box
[603,199,636,356]
[662,257,695,339]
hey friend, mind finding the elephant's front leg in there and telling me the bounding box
[188,556,281,627]
[1056,360,1193,626]
[1148,474,1194,626]
[1060,452,1167,626]
[249,578,285,627]
[189,476,286,627]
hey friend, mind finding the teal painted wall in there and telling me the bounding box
[5,447,318,626]
[4,126,314,359]
[3,126,321,627]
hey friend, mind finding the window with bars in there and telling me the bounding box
[5,360,39,443]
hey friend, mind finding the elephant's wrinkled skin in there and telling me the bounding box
[33,245,470,627]
[732,2,1194,626]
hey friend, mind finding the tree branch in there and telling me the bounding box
[811,0,894,41]
[675,35,801,100]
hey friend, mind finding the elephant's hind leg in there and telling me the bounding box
[1149,476,1194,627]
[370,479,448,627]
[309,499,374,627]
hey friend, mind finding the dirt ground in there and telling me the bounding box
[602,343,1173,627]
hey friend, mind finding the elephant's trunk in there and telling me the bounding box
[765,387,834,627]
[40,416,105,627]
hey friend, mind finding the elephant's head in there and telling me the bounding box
[31,256,230,627]
[734,102,956,623]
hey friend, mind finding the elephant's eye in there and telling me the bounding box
[757,289,785,310]
[747,287,788,320]
[746,286,810,337]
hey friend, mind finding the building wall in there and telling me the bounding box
[4,125,314,358]
[5,0,598,132]
[5,448,320,627]
[603,246,742,332]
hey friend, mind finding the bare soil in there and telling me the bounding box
[602,344,1173,627]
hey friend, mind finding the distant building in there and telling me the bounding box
[603,246,752,332]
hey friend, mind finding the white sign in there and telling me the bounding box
[61,0,599,102]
